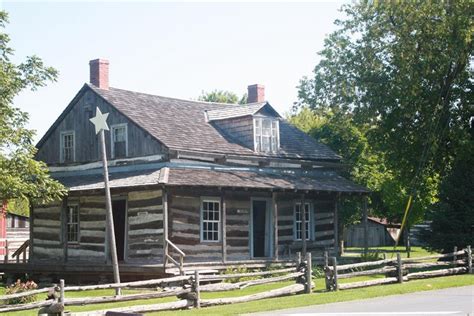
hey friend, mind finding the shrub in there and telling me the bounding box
[312,266,325,279]
[223,266,260,283]
[360,251,383,262]
[5,279,38,305]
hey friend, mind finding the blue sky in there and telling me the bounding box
[2,1,347,143]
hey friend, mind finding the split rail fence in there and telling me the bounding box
[1,246,472,314]
[324,246,472,291]
[0,254,314,315]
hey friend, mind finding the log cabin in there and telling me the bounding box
[3,59,369,282]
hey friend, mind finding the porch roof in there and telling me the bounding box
[56,166,368,194]
[164,168,369,193]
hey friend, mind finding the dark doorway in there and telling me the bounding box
[112,199,126,261]
[252,200,267,258]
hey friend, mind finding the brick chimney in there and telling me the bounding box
[247,84,265,103]
[89,59,109,90]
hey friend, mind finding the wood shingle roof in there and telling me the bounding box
[88,84,340,161]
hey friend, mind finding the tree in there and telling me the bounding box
[0,11,66,207]
[288,108,392,244]
[422,141,474,252]
[296,1,473,225]
[198,90,247,104]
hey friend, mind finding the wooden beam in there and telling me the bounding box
[363,196,368,256]
[334,196,339,257]
[301,194,307,257]
[272,192,279,260]
[163,189,169,270]
[221,192,227,263]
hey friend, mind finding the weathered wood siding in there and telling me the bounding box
[313,200,336,247]
[31,202,63,262]
[67,196,106,262]
[344,221,396,247]
[127,190,164,262]
[276,194,336,256]
[36,88,165,165]
[225,194,251,261]
[168,194,222,262]
[213,116,254,150]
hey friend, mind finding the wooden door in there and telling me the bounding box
[252,200,267,258]
[112,199,126,261]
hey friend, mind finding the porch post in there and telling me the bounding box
[221,191,227,263]
[363,195,368,256]
[163,188,169,269]
[301,193,307,257]
[334,195,339,257]
[272,192,279,260]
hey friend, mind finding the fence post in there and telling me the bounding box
[4,240,8,264]
[305,252,312,294]
[397,253,403,283]
[324,251,330,291]
[453,246,457,266]
[60,279,65,316]
[332,257,338,291]
[297,252,302,265]
[194,270,200,308]
[467,245,472,274]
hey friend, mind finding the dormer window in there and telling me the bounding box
[254,117,279,153]
[60,131,75,163]
[111,123,128,158]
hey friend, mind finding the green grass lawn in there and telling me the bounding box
[154,274,474,316]
[343,246,437,259]
[1,274,472,316]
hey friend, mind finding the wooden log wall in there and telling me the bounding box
[168,194,222,262]
[127,190,164,262]
[276,194,336,257]
[67,196,106,262]
[313,200,336,248]
[31,201,64,262]
[225,194,251,261]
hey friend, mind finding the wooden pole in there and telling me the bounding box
[453,246,457,266]
[272,192,279,260]
[301,194,307,257]
[305,252,312,294]
[221,191,227,263]
[323,250,330,291]
[4,239,8,264]
[332,257,338,291]
[467,245,472,274]
[99,129,121,296]
[397,253,403,283]
[363,196,368,256]
[59,279,65,316]
[297,252,302,265]
[163,189,169,270]
[334,197,339,257]
[194,270,200,308]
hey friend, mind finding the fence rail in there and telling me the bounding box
[0,253,313,314]
[0,246,471,314]
[324,245,472,291]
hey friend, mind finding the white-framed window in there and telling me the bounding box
[60,131,75,163]
[111,124,128,158]
[200,198,220,242]
[294,202,312,241]
[254,117,279,153]
[67,204,80,243]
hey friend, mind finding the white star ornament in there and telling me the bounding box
[89,107,110,134]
